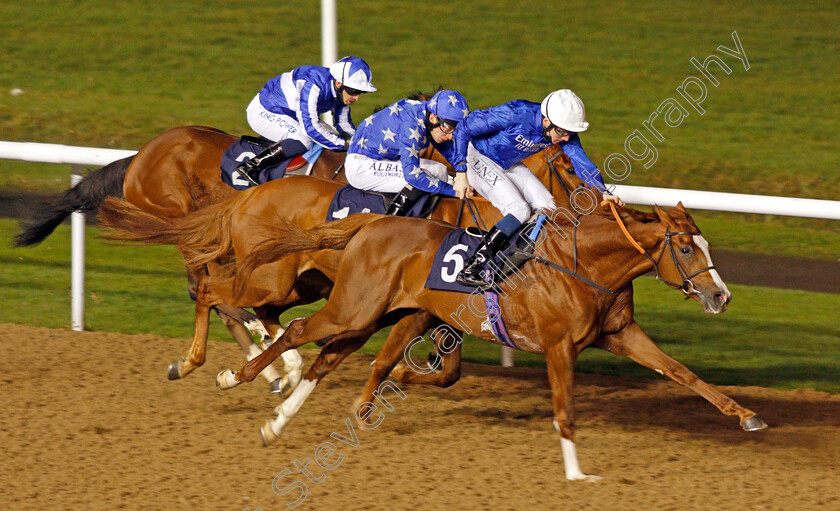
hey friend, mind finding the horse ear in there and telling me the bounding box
[676,201,687,212]
[653,205,674,225]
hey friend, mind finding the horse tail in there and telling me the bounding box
[98,196,239,270]
[165,199,239,269]
[98,197,179,244]
[233,213,380,298]
[13,155,134,247]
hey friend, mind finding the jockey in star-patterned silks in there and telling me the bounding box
[345,89,471,215]
[452,89,624,286]
[234,56,377,186]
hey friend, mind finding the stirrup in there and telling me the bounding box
[456,255,492,286]
[235,162,260,186]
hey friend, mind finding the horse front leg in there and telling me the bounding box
[544,339,601,481]
[352,311,461,426]
[601,321,767,431]
[391,320,462,388]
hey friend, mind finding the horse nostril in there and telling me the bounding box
[714,292,732,305]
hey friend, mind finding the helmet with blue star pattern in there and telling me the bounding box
[426,90,469,129]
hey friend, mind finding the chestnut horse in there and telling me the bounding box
[98,144,592,395]
[15,90,446,387]
[13,125,351,390]
[215,203,767,481]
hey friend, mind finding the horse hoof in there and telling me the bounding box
[741,415,768,431]
[216,369,239,390]
[269,378,285,394]
[268,376,294,397]
[260,420,280,447]
[167,361,181,381]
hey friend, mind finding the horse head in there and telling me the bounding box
[651,202,732,314]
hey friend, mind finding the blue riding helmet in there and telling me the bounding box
[426,90,469,127]
[329,56,377,93]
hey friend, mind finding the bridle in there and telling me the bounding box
[544,149,717,296]
[458,147,716,296]
[605,202,716,297]
[544,148,576,199]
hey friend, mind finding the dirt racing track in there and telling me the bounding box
[1,323,838,511]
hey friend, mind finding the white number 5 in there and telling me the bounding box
[440,244,469,283]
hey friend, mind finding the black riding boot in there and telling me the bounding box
[456,226,511,286]
[386,184,426,216]
[234,142,287,186]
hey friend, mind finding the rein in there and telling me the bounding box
[331,163,344,180]
[544,149,573,199]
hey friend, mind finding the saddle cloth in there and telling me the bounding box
[325,185,434,221]
[424,221,541,293]
[219,136,320,190]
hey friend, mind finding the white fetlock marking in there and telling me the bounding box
[267,379,317,437]
[557,421,601,482]
[280,349,304,389]
[246,345,282,382]
[243,319,271,340]
[217,369,241,390]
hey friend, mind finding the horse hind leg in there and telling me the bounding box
[253,305,304,397]
[167,278,214,380]
[215,302,305,389]
[213,306,288,393]
[261,328,377,446]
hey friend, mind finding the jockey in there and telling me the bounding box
[454,89,624,286]
[234,56,377,186]
[344,89,471,216]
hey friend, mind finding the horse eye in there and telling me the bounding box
[566,167,575,174]
[681,246,692,255]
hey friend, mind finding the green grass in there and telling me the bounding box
[1,1,839,199]
[3,218,838,393]
[1,2,838,392]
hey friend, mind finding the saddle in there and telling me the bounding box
[219,136,313,190]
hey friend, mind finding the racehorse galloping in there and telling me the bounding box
[98,144,590,395]
[216,202,767,481]
[13,125,352,390]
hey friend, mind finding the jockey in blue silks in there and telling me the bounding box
[345,89,471,216]
[235,56,377,186]
[452,89,624,286]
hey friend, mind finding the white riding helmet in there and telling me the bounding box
[329,56,377,93]
[540,89,589,132]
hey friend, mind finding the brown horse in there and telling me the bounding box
[14,86,449,382]
[13,125,352,390]
[215,202,767,481]
[98,144,592,395]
